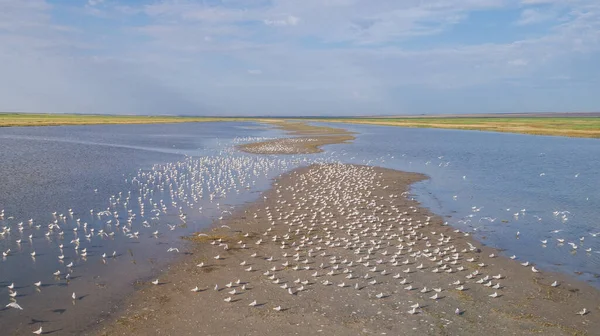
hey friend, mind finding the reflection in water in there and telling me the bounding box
[313,122,600,286]
[0,122,304,335]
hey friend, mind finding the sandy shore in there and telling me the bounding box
[238,120,355,154]
[96,163,600,336]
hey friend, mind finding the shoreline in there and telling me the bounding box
[96,164,600,336]
[237,120,355,154]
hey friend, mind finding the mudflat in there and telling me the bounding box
[96,164,600,336]
[238,120,355,154]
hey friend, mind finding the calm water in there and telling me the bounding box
[1,121,599,335]
[316,123,600,285]
[0,122,299,335]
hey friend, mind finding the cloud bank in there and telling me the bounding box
[0,0,598,115]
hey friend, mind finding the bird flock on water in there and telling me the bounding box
[174,164,591,327]
[0,153,304,333]
[0,141,596,334]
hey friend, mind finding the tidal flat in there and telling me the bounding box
[0,120,598,335]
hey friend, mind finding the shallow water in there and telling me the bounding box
[0,122,299,335]
[1,121,599,335]
[314,123,600,286]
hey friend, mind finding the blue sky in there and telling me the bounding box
[0,0,598,116]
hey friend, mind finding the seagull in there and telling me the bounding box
[577,308,588,316]
[273,306,282,311]
[489,292,499,298]
[34,281,42,287]
[72,292,76,300]
[6,302,23,310]
[151,279,159,285]
[191,286,200,292]
[33,326,43,334]
[249,300,258,306]
[551,281,559,287]
[531,266,539,273]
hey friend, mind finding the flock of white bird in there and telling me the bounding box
[174,164,590,328]
[241,137,321,154]
[0,139,596,334]
[0,152,303,334]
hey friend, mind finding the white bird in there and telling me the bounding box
[531,266,539,273]
[151,279,159,285]
[33,326,43,334]
[551,281,559,287]
[577,308,588,316]
[72,292,76,300]
[34,281,42,287]
[489,292,499,298]
[6,302,23,310]
[191,286,200,292]
[249,300,257,306]
[273,306,282,311]
[224,297,232,302]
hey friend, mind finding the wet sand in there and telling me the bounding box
[238,120,355,154]
[96,163,600,336]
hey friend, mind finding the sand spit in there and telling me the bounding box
[97,164,600,336]
[238,120,355,154]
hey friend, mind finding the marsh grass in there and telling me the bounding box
[0,113,257,127]
[311,117,600,139]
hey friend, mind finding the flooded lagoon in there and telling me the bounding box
[1,121,599,335]
[318,123,600,285]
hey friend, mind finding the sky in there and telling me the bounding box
[0,0,599,116]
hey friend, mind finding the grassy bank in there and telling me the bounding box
[0,113,252,127]
[311,117,600,139]
[3,113,599,139]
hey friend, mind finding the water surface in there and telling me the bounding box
[316,123,600,286]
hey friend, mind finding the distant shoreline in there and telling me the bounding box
[1,112,599,139]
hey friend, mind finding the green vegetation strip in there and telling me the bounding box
[0,113,254,127]
[3,113,599,139]
[308,117,600,139]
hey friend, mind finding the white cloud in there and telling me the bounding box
[517,8,556,25]
[88,0,105,6]
[264,15,300,27]
[0,0,599,115]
